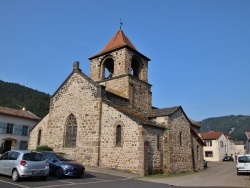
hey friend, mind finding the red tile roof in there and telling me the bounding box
[89,30,138,59]
[0,106,40,120]
[101,29,136,53]
[200,131,224,140]
[225,135,234,140]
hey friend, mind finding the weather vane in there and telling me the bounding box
[120,19,123,30]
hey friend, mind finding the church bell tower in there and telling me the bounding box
[89,29,152,111]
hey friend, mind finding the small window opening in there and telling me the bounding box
[179,132,182,145]
[157,135,160,150]
[116,125,121,146]
[197,145,200,160]
[37,129,42,146]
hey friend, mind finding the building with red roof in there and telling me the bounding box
[0,106,40,153]
[200,131,236,161]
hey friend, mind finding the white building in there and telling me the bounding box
[246,132,250,154]
[234,141,245,158]
[0,106,40,154]
[226,135,235,158]
[200,131,229,161]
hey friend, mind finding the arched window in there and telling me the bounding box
[179,132,182,146]
[131,58,140,78]
[157,135,160,150]
[116,125,121,146]
[64,114,77,148]
[37,129,42,146]
[102,58,114,79]
[220,141,223,147]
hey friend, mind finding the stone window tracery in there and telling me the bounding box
[64,114,77,148]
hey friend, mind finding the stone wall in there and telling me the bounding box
[143,125,164,174]
[192,136,204,170]
[166,109,193,174]
[28,114,49,149]
[100,103,144,175]
[29,72,101,166]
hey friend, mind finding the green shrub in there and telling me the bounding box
[36,145,53,152]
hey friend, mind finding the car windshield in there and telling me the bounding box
[238,156,250,163]
[23,153,45,161]
[54,153,75,161]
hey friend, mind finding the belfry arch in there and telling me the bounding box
[130,57,142,79]
[102,57,114,79]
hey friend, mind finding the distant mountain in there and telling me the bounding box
[0,80,50,118]
[200,115,250,141]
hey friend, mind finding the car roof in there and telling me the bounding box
[9,150,40,154]
[41,151,64,154]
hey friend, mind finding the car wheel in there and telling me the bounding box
[12,169,20,182]
[40,176,47,180]
[55,168,64,178]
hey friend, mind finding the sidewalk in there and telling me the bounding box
[85,165,141,179]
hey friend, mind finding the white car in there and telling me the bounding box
[236,154,250,175]
[0,150,49,181]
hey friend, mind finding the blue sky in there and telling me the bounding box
[0,0,249,121]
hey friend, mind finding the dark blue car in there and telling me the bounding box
[41,151,85,178]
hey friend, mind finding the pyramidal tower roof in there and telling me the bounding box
[89,29,138,59]
[102,29,137,52]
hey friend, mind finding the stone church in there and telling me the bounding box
[28,29,205,176]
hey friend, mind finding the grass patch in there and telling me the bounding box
[143,170,199,179]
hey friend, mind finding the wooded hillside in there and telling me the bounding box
[0,80,50,118]
[200,115,250,141]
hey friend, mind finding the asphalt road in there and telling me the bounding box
[0,161,249,188]
[141,161,250,187]
[0,171,172,188]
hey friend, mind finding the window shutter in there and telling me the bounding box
[13,124,23,135]
[0,122,7,134]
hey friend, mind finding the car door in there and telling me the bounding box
[5,151,20,176]
[0,152,10,175]
[43,152,58,173]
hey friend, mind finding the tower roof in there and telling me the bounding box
[89,29,150,60]
[101,29,137,53]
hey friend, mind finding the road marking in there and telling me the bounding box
[57,180,75,184]
[33,178,129,188]
[0,179,29,188]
